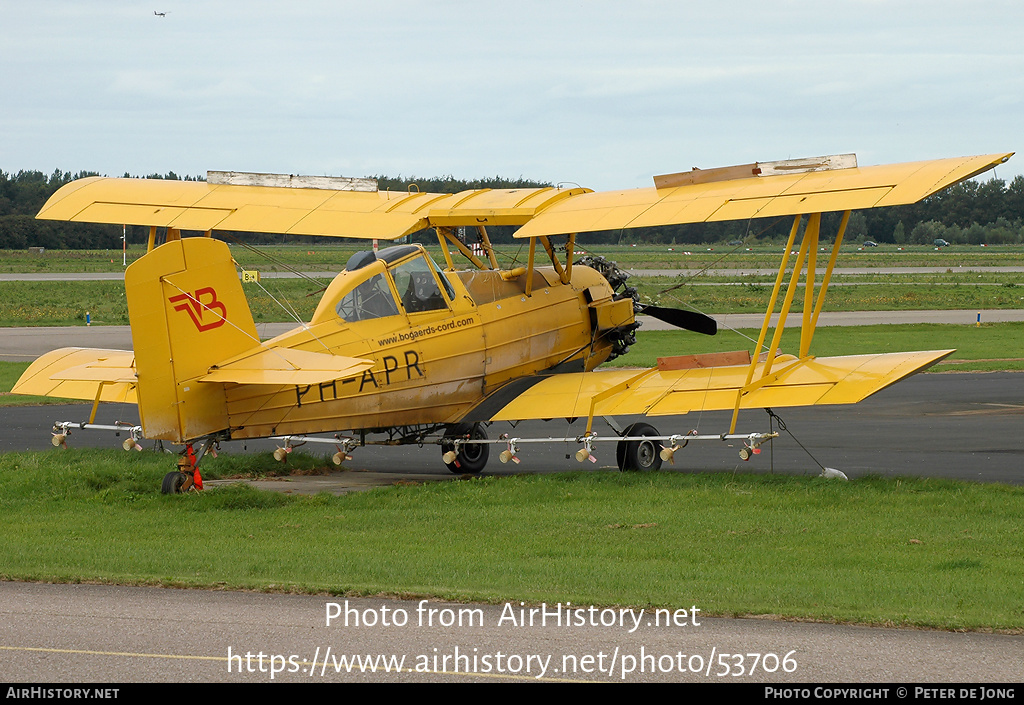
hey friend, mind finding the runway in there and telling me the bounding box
[1,583,1020,683]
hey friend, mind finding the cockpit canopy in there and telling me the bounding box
[313,245,456,324]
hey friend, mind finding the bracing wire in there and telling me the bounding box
[220,232,332,288]
[638,214,794,354]
[217,236,336,353]
[160,279,304,369]
[650,215,789,297]
[765,408,828,474]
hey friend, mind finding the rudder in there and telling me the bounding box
[126,237,258,441]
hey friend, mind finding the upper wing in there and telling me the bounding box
[473,349,953,422]
[36,177,589,240]
[514,153,1013,237]
[36,154,1010,239]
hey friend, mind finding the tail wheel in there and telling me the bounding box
[616,422,663,472]
[161,471,189,494]
[441,423,489,474]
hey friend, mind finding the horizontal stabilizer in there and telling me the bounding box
[485,349,954,421]
[11,348,138,403]
[201,346,375,386]
[10,344,374,400]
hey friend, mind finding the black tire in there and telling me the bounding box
[441,423,489,474]
[616,422,662,472]
[161,471,188,494]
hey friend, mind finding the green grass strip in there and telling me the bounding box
[3,278,1023,326]
[610,323,1024,372]
[2,244,1023,273]
[0,449,1021,631]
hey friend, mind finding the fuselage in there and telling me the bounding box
[222,244,626,439]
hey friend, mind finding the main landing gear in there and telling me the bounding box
[441,423,489,474]
[615,422,664,472]
[438,420,668,473]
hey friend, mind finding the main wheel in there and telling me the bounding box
[161,471,188,494]
[616,422,663,472]
[441,423,489,474]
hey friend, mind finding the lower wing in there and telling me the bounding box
[479,350,953,421]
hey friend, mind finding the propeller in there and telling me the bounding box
[638,304,718,336]
[573,254,718,337]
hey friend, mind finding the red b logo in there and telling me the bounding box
[169,287,227,332]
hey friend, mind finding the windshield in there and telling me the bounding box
[334,272,399,322]
[391,256,450,313]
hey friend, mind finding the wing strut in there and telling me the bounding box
[729,209,851,433]
[435,226,489,270]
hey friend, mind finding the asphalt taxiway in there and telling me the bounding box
[3,315,1022,487]
[3,371,1022,488]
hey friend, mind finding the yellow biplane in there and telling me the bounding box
[13,152,1012,492]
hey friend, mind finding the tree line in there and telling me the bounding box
[0,169,203,249]
[3,168,1024,249]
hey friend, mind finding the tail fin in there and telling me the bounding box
[126,237,258,441]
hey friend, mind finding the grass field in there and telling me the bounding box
[2,242,1024,273]
[0,448,1021,631]
[1,242,1021,326]
[1,277,1022,327]
[605,323,1024,373]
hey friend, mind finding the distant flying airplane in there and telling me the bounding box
[154,11,167,17]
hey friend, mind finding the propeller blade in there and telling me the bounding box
[640,305,718,336]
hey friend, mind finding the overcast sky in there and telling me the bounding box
[2,1,1021,190]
